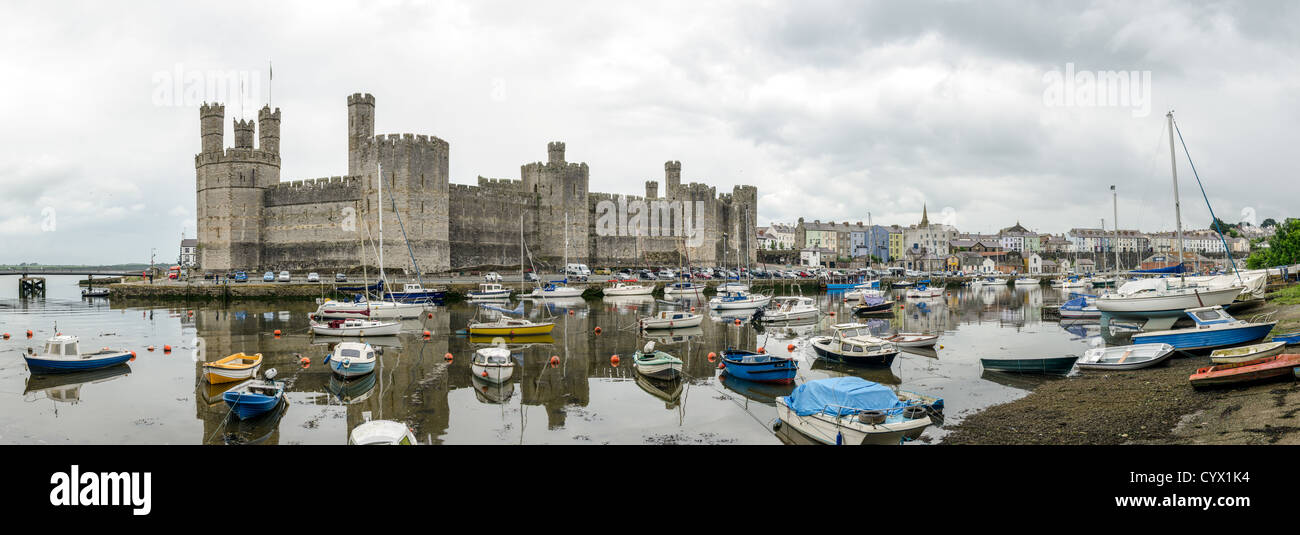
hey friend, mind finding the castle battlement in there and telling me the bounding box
[476,176,522,189]
[200,102,225,118]
[347,93,375,106]
[263,175,362,207]
[366,132,449,150]
[194,148,281,167]
[266,175,361,191]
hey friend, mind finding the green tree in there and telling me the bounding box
[1262,218,1277,228]
[1246,219,1300,269]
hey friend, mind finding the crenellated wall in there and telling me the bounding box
[196,92,755,274]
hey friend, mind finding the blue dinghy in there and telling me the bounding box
[720,349,797,384]
[223,378,285,420]
[1271,331,1300,345]
[22,335,133,373]
[1131,306,1275,351]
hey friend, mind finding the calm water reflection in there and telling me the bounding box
[0,276,1098,444]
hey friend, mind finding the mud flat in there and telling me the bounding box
[944,294,1300,445]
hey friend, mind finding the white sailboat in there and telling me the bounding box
[1095,112,1242,329]
[530,213,585,298]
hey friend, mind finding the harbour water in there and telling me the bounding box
[0,275,1097,444]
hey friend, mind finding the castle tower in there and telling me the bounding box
[548,141,565,165]
[200,103,224,154]
[233,118,255,149]
[521,141,589,266]
[258,105,280,154]
[195,102,281,272]
[347,93,376,176]
[664,161,681,200]
[645,180,658,199]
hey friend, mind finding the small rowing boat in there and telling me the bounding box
[720,349,797,384]
[632,342,683,380]
[980,355,1078,375]
[202,353,264,384]
[884,333,939,348]
[222,374,285,420]
[1208,341,1287,364]
[1270,331,1300,345]
[1076,343,1175,371]
[1189,353,1300,390]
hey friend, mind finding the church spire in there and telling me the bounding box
[920,203,929,227]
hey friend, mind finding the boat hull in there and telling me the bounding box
[23,351,133,373]
[980,356,1078,375]
[1208,341,1286,364]
[1190,354,1300,389]
[467,323,555,336]
[471,363,514,383]
[720,351,797,384]
[328,358,377,378]
[811,340,898,367]
[640,315,703,330]
[1095,286,1241,313]
[1132,323,1275,351]
[222,390,284,420]
[203,364,262,384]
[775,397,931,445]
[311,321,401,337]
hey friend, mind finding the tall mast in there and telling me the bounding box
[1112,185,1120,273]
[378,162,385,291]
[520,213,524,293]
[1167,111,1185,283]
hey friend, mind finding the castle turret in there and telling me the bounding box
[548,141,565,164]
[645,180,658,199]
[233,118,255,149]
[258,105,280,154]
[665,161,681,199]
[200,103,224,154]
[348,93,375,175]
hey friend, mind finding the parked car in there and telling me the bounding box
[307,272,320,283]
[638,270,658,280]
[335,273,348,282]
[234,271,248,283]
[484,272,502,282]
[278,271,291,282]
[524,271,539,282]
[594,268,611,275]
[263,271,276,282]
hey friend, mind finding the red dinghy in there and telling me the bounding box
[1189,353,1300,390]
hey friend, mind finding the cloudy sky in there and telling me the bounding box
[2,0,1296,264]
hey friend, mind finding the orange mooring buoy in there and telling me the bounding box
[568,309,574,315]
[300,357,310,368]
[27,330,33,338]
[549,355,560,367]
[481,371,489,377]
[787,343,796,352]
[274,329,282,336]
[734,319,742,326]
[163,345,172,353]
[427,312,433,319]
[707,352,716,362]
[444,352,454,361]
[594,326,602,335]
[423,330,432,338]
[758,347,766,354]
[147,346,155,352]
[610,354,620,366]
[717,362,726,370]
[2,333,8,340]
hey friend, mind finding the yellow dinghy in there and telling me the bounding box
[467,318,555,336]
[202,353,264,384]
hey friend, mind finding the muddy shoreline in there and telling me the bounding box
[944,295,1300,445]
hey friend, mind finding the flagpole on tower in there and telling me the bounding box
[269,60,273,107]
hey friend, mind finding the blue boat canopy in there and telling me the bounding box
[786,377,904,417]
[1129,264,1186,274]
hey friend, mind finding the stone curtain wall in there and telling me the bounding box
[261,176,364,270]
[447,178,539,270]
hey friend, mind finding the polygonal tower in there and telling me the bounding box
[522,141,589,266]
[195,102,281,272]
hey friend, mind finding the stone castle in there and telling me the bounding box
[195,93,757,274]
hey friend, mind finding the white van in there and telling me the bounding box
[564,263,591,280]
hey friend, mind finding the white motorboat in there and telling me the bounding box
[758,296,819,322]
[709,290,772,310]
[349,420,418,445]
[325,341,378,378]
[602,281,654,296]
[529,281,585,298]
[471,346,515,383]
[904,283,944,299]
[775,377,941,445]
[809,324,899,366]
[311,318,401,337]
[468,283,512,300]
[315,299,425,320]
[640,310,703,330]
[1076,343,1176,370]
[1014,277,1040,285]
[715,281,750,293]
[81,287,110,297]
[663,282,705,295]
